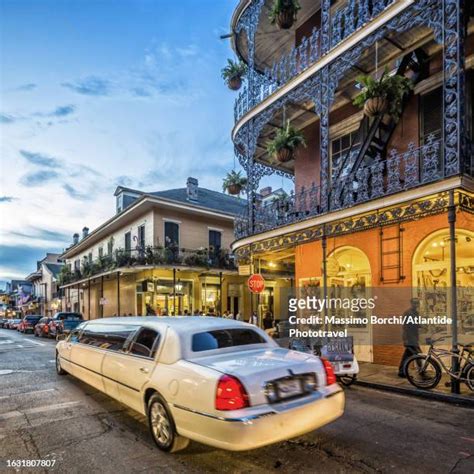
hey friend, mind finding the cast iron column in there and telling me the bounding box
[448,190,460,394]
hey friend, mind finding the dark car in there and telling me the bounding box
[0,318,9,328]
[19,315,42,334]
[49,312,83,338]
[34,317,53,338]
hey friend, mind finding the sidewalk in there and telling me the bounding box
[356,362,474,407]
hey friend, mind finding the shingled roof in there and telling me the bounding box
[151,188,246,216]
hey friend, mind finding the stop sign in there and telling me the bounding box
[247,274,265,294]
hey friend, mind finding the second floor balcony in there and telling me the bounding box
[60,246,237,286]
[235,137,474,239]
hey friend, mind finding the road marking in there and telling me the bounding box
[27,340,45,346]
[0,340,14,345]
[0,388,56,401]
[0,401,81,420]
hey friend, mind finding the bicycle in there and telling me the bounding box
[404,332,474,391]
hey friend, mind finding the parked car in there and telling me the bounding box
[56,317,344,453]
[34,317,53,338]
[19,315,42,334]
[0,318,9,328]
[8,319,22,330]
[49,312,83,338]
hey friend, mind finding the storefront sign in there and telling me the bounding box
[147,281,155,293]
[247,274,265,294]
[239,264,252,276]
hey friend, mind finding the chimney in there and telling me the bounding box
[82,227,89,239]
[73,233,79,245]
[259,186,272,197]
[186,177,198,201]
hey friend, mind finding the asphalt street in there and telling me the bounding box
[0,328,473,474]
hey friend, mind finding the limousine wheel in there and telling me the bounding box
[56,352,67,375]
[147,393,189,453]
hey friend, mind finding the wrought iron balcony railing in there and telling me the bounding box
[235,137,447,239]
[60,247,236,285]
[234,0,395,122]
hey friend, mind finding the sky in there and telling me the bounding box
[0,0,285,285]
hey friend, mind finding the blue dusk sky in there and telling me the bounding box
[0,0,286,285]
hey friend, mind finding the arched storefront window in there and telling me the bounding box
[413,229,474,334]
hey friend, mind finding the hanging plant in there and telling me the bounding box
[266,120,306,163]
[222,170,247,195]
[269,0,301,29]
[221,59,247,91]
[353,67,413,119]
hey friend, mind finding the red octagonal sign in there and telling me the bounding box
[247,274,265,294]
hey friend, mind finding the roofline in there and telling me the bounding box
[61,194,238,259]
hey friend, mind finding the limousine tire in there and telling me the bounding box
[147,393,189,453]
[56,351,67,375]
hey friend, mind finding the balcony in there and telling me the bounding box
[234,137,463,239]
[234,0,397,122]
[59,247,237,285]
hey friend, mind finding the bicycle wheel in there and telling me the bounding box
[463,363,474,391]
[405,355,442,389]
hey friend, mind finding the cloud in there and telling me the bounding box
[0,113,15,124]
[20,150,61,168]
[34,104,76,118]
[62,76,111,96]
[9,226,70,243]
[20,170,60,187]
[115,175,135,187]
[62,183,92,201]
[16,83,37,91]
[0,196,15,203]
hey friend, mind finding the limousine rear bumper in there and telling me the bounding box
[171,388,344,451]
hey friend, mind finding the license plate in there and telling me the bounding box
[277,378,303,399]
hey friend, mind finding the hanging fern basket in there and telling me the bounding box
[276,147,294,163]
[363,96,388,117]
[276,8,296,29]
[227,76,242,91]
[227,183,242,195]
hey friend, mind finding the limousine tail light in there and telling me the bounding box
[215,374,250,411]
[321,358,337,386]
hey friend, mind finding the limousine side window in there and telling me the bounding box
[78,324,136,352]
[128,328,160,359]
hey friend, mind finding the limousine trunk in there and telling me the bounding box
[190,347,326,407]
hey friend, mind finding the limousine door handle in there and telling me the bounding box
[139,367,149,374]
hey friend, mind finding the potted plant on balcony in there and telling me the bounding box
[269,0,301,29]
[353,68,413,119]
[266,120,306,163]
[222,170,247,195]
[221,59,247,91]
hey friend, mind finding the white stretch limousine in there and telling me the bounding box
[56,317,344,452]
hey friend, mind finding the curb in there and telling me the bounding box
[354,379,474,408]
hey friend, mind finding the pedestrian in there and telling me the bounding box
[398,298,422,377]
[184,309,189,316]
[249,311,258,326]
[193,309,200,316]
[145,303,156,316]
[262,311,276,336]
[235,311,242,321]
